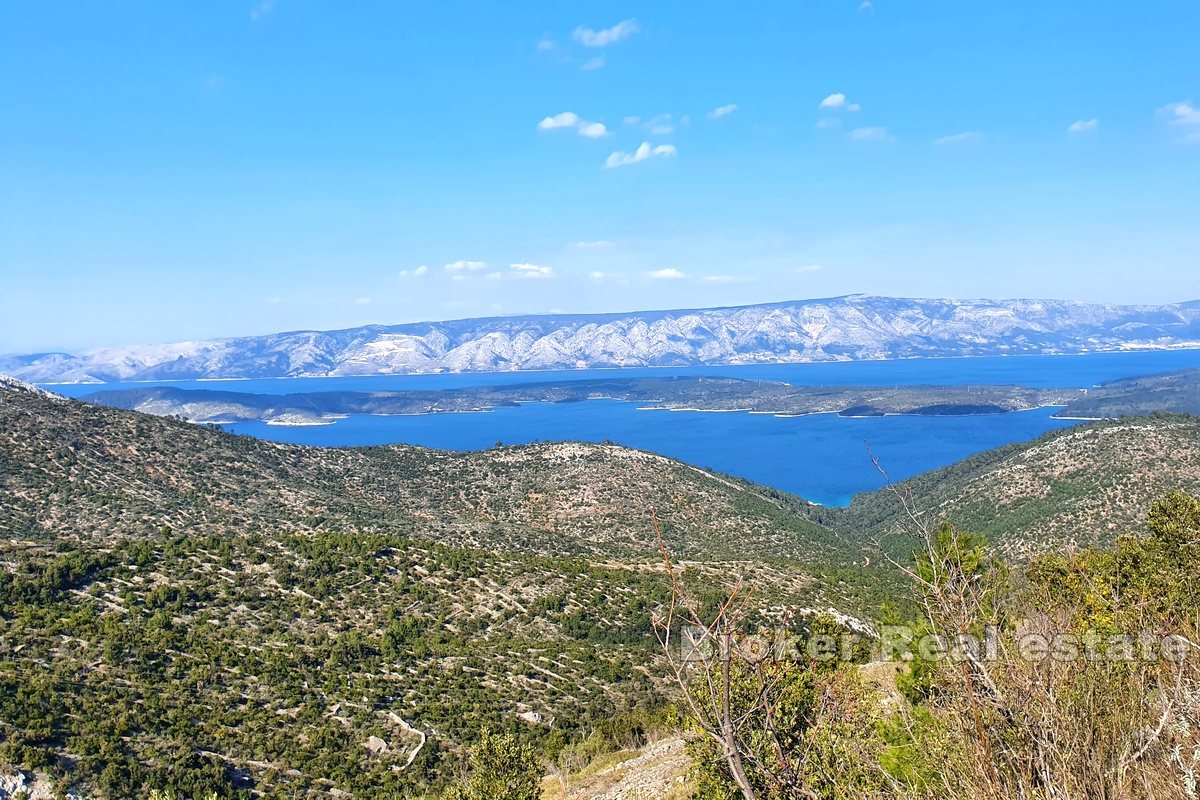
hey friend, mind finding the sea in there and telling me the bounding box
[47,350,1200,506]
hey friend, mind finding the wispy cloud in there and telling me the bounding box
[574,240,615,249]
[536,37,555,52]
[444,260,487,273]
[859,0,875,11]
[1068,118,1099,134]
[646,267,687,280]
[1158,101,1200,143]
[709,104,738,120]
[573,18,639,47]
[819,93,861,112]
[604,142,677,168]
[850,126,892,142]
[702,274,755,284]
[935,131,982,146]
[538,111,609,138]
[792,264,823,274]
[355,297,373,305]
[510,263,555,279]
[200,74,225,92]
[398,265,429,278]
[249,0,275,21]
[581,57,605,71]
[645,113,675,135]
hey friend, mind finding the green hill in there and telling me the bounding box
[832,414,1200,559]
[0,381,885,798]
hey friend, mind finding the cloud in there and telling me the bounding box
[604,142,678,168]
[444,260,487,273]
[849,126,892,142]
[816,118,842,129]
[1158,101,1200,143]
[581,57,605,71]
[589,271,608,280]
[1068,118,1099,134]
[574,240,615,249]
[510,263,555,279]
[536,37,555,52]
[200,74,225,92]
[702,275,756,284]
[859,0,875,11]
[646,267,687,280]
[792,264,823,274]
[538,112,581,131]
[578,121,609,138]
[266,296,283,305]
[934,131,982,146]
[819,93,846,109]
[249,0,275,21]
[538,111,608,138]
[572,18,639,47]
[645,113,675,135]
[355,297,373,305]
[709,104,738,119]
[398,265,429,278]
[623,115,641,126]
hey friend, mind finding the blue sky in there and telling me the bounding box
[2,1,1199,352]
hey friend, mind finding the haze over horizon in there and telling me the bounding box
[3,1,1199,353]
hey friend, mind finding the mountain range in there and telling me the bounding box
[7,294,1200,383]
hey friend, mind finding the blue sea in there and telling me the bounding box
[48,350,1200,506]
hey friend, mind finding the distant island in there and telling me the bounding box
[7,294,1200,382]
[81,369,1200,426]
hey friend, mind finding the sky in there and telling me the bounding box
[2,1,1199,353]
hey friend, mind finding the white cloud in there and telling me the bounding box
[444,260,487,273]
[819,93,847,109]
[850,126,892,142]
[581,57,605,71]
[604,142,678,168]
[793,264,823,274]
[414,264,429,276]
[816,118,842,129]
[484,272,503,281]
[510,263,555,279]
[1068,118,1099,134]
[1158,101,1200,143]
[845,103,862,112]
[266,296,283,305]
[355,297,373,305]
[859,0,874,11]
[574,240,615,249]
[646,267,687,280]
[572,18,639,47]
[578,121,609,138]
[645,113,675,135]
[589,271,608,280]
[702,275,756,284]
[935,131,982,146]
[538,111,608,138]
[623,115,641,126]
[536,37,555,52]
[538,112,581,131]
[709,104,738,119]
[249,0,275,21]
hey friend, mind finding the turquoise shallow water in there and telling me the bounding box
[47,350,1200,506]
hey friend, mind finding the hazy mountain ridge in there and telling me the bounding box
[9,295,1200,382]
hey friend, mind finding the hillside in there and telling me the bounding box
[1056,368,1200,418]
[6,294,1200,382]
[0,380,885,798]
[834,414,1200,559]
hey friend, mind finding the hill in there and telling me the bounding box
[5,294,1200,382]
[833,414,1200,559]
[1056,368,1200,418]
[0,380,885,798]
